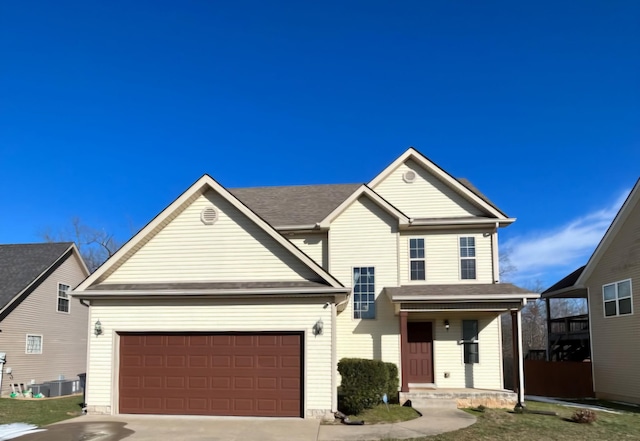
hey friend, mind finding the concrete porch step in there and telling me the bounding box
[404,397,458,410]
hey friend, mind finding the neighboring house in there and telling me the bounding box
[72,148,536,418]
[0,242,90,396]
[543,178,640,404]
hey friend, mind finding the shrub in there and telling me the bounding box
[338,358,398,414]
[571,408,597,424]
[384,362,399,403]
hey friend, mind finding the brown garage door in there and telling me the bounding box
[119,332,303,417]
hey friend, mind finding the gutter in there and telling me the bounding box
[391,293,539,302]
[406,218,516,228]
[274,223,325,232]
[71,286,351,299]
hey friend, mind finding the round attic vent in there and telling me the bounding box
[402,170,417,183]
[200,207,218,225]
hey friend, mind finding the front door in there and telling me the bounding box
[405,322,434,384]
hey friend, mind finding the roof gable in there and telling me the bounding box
[0,242,88,314]
[319,185,410,228]
[369,148,510,221]
[576,178,640,286]
[75,175,345,291]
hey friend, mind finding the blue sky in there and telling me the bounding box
[1,1,638,288]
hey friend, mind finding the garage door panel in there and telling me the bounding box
[119,333,302,417]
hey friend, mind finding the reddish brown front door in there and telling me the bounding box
[119,333,303,417]
[405,322,434,384]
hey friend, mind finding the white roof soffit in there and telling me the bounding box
[368,147,509,220]
[75,174,346,291]
[319,185,410,229]
[576,178,640,286]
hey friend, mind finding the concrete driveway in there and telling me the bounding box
[13,407,475,441]
[14,415,321,441]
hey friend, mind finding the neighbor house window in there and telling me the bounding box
[57,283,70,313]
[603,279,633,317]
[460,237,476,280]
[353,267,375,319]
[409,238,426,281]
[26,335,43,354]
[462,320,479,364]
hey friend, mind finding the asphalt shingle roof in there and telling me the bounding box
[230,183,361,227]
[0,242,73,310]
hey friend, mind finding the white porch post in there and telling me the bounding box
[516,308,525,404]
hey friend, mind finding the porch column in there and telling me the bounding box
[545,298,551,361]
[510,309,525,407]
[400,311,409,392]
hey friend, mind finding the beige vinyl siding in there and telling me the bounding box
[0,253,88,395]
[104,190,318,284]
[585,201,640,404]
[371,159,485,218]
[409,312,503,389]
[289,233,328,269]
[329,197,401,373]
[85,297,333,416]
[399,231,494,284]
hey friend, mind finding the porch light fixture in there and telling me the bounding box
[444,320,450,331]
[94,320,103,337]
[312,318,324,336]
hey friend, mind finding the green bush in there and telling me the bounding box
[384,362,399,403]
[338,358,399,414]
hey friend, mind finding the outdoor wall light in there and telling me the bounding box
[94,320,103,337]
[312,318,324,336]
[444,319,450,331]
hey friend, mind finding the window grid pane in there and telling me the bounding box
[409,238,426,281]
[353,267,375,319]
[26,335,42,354]
[460,237,476,280]
[57,284,70,313]
[462,320,479,364]
[603,280,633,317]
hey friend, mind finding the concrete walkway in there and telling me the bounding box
[14,408,476,441]
[318,408,476,441]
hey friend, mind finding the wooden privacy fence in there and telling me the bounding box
[524,360,594,398]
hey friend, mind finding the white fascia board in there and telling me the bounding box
[368,148,508,219]
[404,218,516,228]
[319,185,410,229]
[576,178,640,286]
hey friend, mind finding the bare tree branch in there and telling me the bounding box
[39,217,121,272]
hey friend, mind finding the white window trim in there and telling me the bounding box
[25,334,43,354]
[458,235,477,281]
[460,319,480,364]
[603,279,633,318]
[57,283,71,314]
[408,237,426,282]
[351,265,377,321]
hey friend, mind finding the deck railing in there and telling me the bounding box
[549,314,589,335]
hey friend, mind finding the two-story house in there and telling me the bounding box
[0,242,89,395]
[543,178,640,404]
[72,148,535,418]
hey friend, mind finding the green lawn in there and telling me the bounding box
[415,401,640,441]
[351,404,420,424]
[0,395,84,426]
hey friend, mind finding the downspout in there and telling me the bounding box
[331,301,338,412]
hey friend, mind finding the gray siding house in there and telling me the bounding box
[0,242,90,395]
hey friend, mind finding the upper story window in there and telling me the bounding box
[409,238,425,281]
[603,279,633,317]
[460,237,476,280]
[353,267,375,319]
[26,334,43,354]
[57,283,70,313]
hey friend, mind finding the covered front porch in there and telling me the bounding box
[385,283,536,408]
